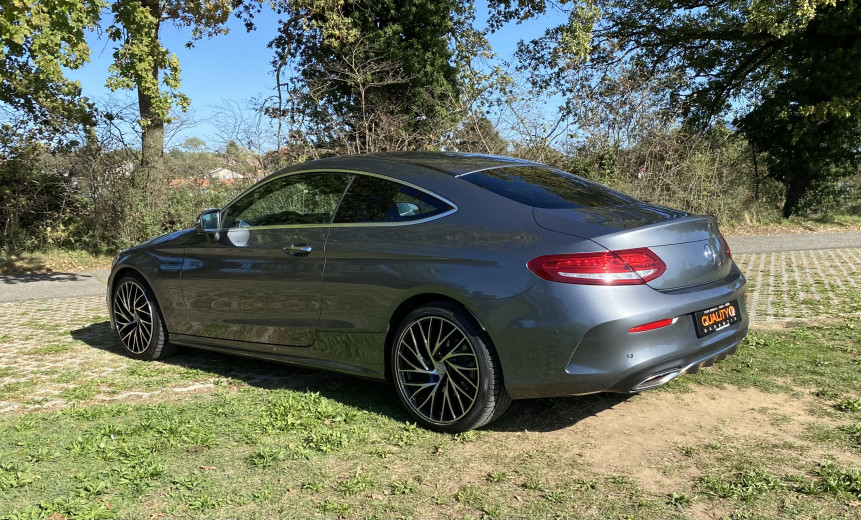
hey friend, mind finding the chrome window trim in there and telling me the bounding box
[454,164,530,178]
[220,168,458,231]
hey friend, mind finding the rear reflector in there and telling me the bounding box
[629,317,678,333]
[527,248,667,285]
[722,235,732,260]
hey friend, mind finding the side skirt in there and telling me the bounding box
[169,332,387,380]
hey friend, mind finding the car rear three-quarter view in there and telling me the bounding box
[107,152,748,433]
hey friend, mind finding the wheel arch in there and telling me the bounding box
[383,293,490,385]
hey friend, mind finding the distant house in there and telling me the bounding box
[169,167,247,189]
[208,167,244,180]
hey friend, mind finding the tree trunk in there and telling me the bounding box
[138,0,164,183]
[139,89,165,181]
[782,171,812,219]
[751,146,761,201]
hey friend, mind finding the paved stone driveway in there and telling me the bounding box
[2,247,860,415]
[734,248,861,324]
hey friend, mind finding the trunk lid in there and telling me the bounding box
[533,204,732,290]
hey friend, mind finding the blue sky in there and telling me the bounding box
[65,2,564,151]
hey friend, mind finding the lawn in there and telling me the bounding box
[2,253,861,518]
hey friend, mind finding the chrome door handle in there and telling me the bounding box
[283,244,312,256]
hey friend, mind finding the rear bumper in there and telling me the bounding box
[472,265,748,399]
[606,335,741,393]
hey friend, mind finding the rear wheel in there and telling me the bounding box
[391,302,511,432]
[112,274,176,360]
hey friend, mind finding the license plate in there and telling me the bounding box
[694,301,741,338]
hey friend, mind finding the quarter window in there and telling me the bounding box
[461,166,637,209]
[334,175,452,224]
[224,172,352,228]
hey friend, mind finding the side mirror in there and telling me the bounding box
[195,208,221,237]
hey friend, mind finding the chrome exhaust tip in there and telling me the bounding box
[630,343,741,393]
[632,369,681,392]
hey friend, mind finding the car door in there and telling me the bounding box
[320,173,457,332]
[180,171,353,347]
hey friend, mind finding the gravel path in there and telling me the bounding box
[734,247,861,324]
[0,269,111,303]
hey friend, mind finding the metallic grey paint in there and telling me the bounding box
[108,152,748,404]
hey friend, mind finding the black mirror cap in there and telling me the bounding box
[195,209,221,237]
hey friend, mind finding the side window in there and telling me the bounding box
[333,175,452,224]
[224,172,352,228]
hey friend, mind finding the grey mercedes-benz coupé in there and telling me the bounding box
[108,152,748,432]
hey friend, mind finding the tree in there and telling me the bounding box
[451,115,508,155]
[738,1,861,217]
[179,136,207,153]
[104,0,239,179]
[2,0,244,177]
[0,0,103,137]
[262,0,466,153]
[514,0,861,217]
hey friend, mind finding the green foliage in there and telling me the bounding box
[667,491,692,508]
[738,1,861,217]
[336,470,372,496]
[452,116,509,155]
[699,468,785,502]
[264,0,466,153]
[0,0,103,134]
[835,397,861,413]
[248,446,286,468]
[516,0,861,218]
[0,127,87,252]
[105,0,224,122]
[3,0,243,186]
[0,120,246,254]
[798,460,861,498]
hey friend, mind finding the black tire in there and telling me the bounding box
[391,302,511,433]
[112,273,176,360]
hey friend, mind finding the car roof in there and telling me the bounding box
[290,152,545,177]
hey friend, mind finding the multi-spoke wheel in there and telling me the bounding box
[112,274,175,360]
[392,302,510,432]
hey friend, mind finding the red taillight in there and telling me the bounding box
[527,248,667,285]
[629,317,678,333]
[722,235,732,260]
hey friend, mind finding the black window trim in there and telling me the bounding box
[219,169,457,230]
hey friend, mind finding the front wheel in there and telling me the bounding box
[112,274,176,360]
[391,302,511,433]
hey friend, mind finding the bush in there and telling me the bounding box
[0,129,86,253]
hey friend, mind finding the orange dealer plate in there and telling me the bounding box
[693,300,741,338]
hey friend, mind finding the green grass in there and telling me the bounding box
[26,343,72,356]
[3,317,861,520]
[3,288,861,517]
[0,384,679,519]
[666,317,861,397]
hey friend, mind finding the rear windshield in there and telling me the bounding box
[461,166,637,209]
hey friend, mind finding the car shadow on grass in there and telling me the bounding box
[70,321,408,421]
[72,321,629,433]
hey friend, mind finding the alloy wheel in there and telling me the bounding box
[113,280,154,354]
[395,316,480,424]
